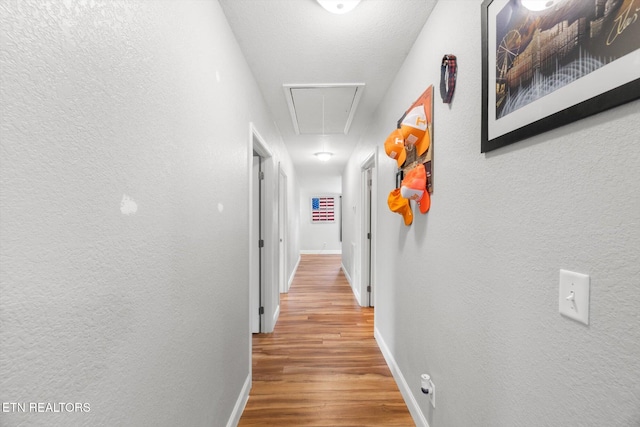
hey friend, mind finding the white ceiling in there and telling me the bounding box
[218,0,437,177]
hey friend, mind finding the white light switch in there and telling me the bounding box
[559,269,590,325]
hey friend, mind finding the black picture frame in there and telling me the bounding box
[481,0,640,153]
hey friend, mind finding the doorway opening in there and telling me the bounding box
[251,152,264,333]
[278,164,289,294]
[248,123,280,334]
[361,151,376,308]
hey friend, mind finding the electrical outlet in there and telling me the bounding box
[421,374,435,408]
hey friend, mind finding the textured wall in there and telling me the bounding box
[0,1,296,426]
[344,1,640,426]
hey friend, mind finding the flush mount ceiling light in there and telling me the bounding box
[316,0,361,14]
[520,0,566,11]
[314,152,333,161]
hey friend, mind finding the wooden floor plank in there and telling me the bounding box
[239,254,414,426]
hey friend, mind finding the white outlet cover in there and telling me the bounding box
[559,269,590,325]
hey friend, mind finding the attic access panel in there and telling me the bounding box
[283,84,365,135]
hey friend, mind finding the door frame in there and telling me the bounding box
[278,163,289,294]
[248,123,280,335]
[360,150,377,307]
[250,154,263,333]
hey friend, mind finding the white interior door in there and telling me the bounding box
[249,123,278,333]
[365,167,373,307]
[251,154,262,333]
[278,165,288,293]
[360,151,376,308]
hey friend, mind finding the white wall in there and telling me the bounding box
[298,172,342,253]
[0,1,297,426]
[343,1,640,426]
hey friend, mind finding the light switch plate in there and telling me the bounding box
[559,269,590,325]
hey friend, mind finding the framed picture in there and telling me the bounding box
[481,0,640,153]
[311,196,335,223]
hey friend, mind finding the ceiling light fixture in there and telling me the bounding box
[520,0,566,12]
[314,151,333,161]
[316,0,361,15]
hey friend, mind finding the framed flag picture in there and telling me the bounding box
[311,196,335,223]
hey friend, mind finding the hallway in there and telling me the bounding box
[239,255,414,426]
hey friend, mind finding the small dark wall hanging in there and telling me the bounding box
[440,54,457,104]
[481,0,640,153]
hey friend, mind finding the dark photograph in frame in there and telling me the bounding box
[481,0,640,153]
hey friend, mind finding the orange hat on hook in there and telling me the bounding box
[387,188,413,226]
[384,129,407,167]
[400,164,430,214]
[400,104,430,156]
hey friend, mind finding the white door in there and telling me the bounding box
[251,154,263,333]
[360,151,376,308]
[249,123,278,333]
[278,165,288,293]
[365,167,373,307]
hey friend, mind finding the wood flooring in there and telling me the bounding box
[238,254,415,426]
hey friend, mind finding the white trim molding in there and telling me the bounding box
[374,327,429,427]
[289,255,301,289]
[341,262,361,303]
[226,373,251,427]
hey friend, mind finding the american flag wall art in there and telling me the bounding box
[311,197,335,222]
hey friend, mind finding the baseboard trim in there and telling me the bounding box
[341,262,352,286]
[374,327,428,427]
[226,373,251,427]
[288,255,301,291]
[271,304,280,332]
[300,249,342,255]
[341,263,361,304]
